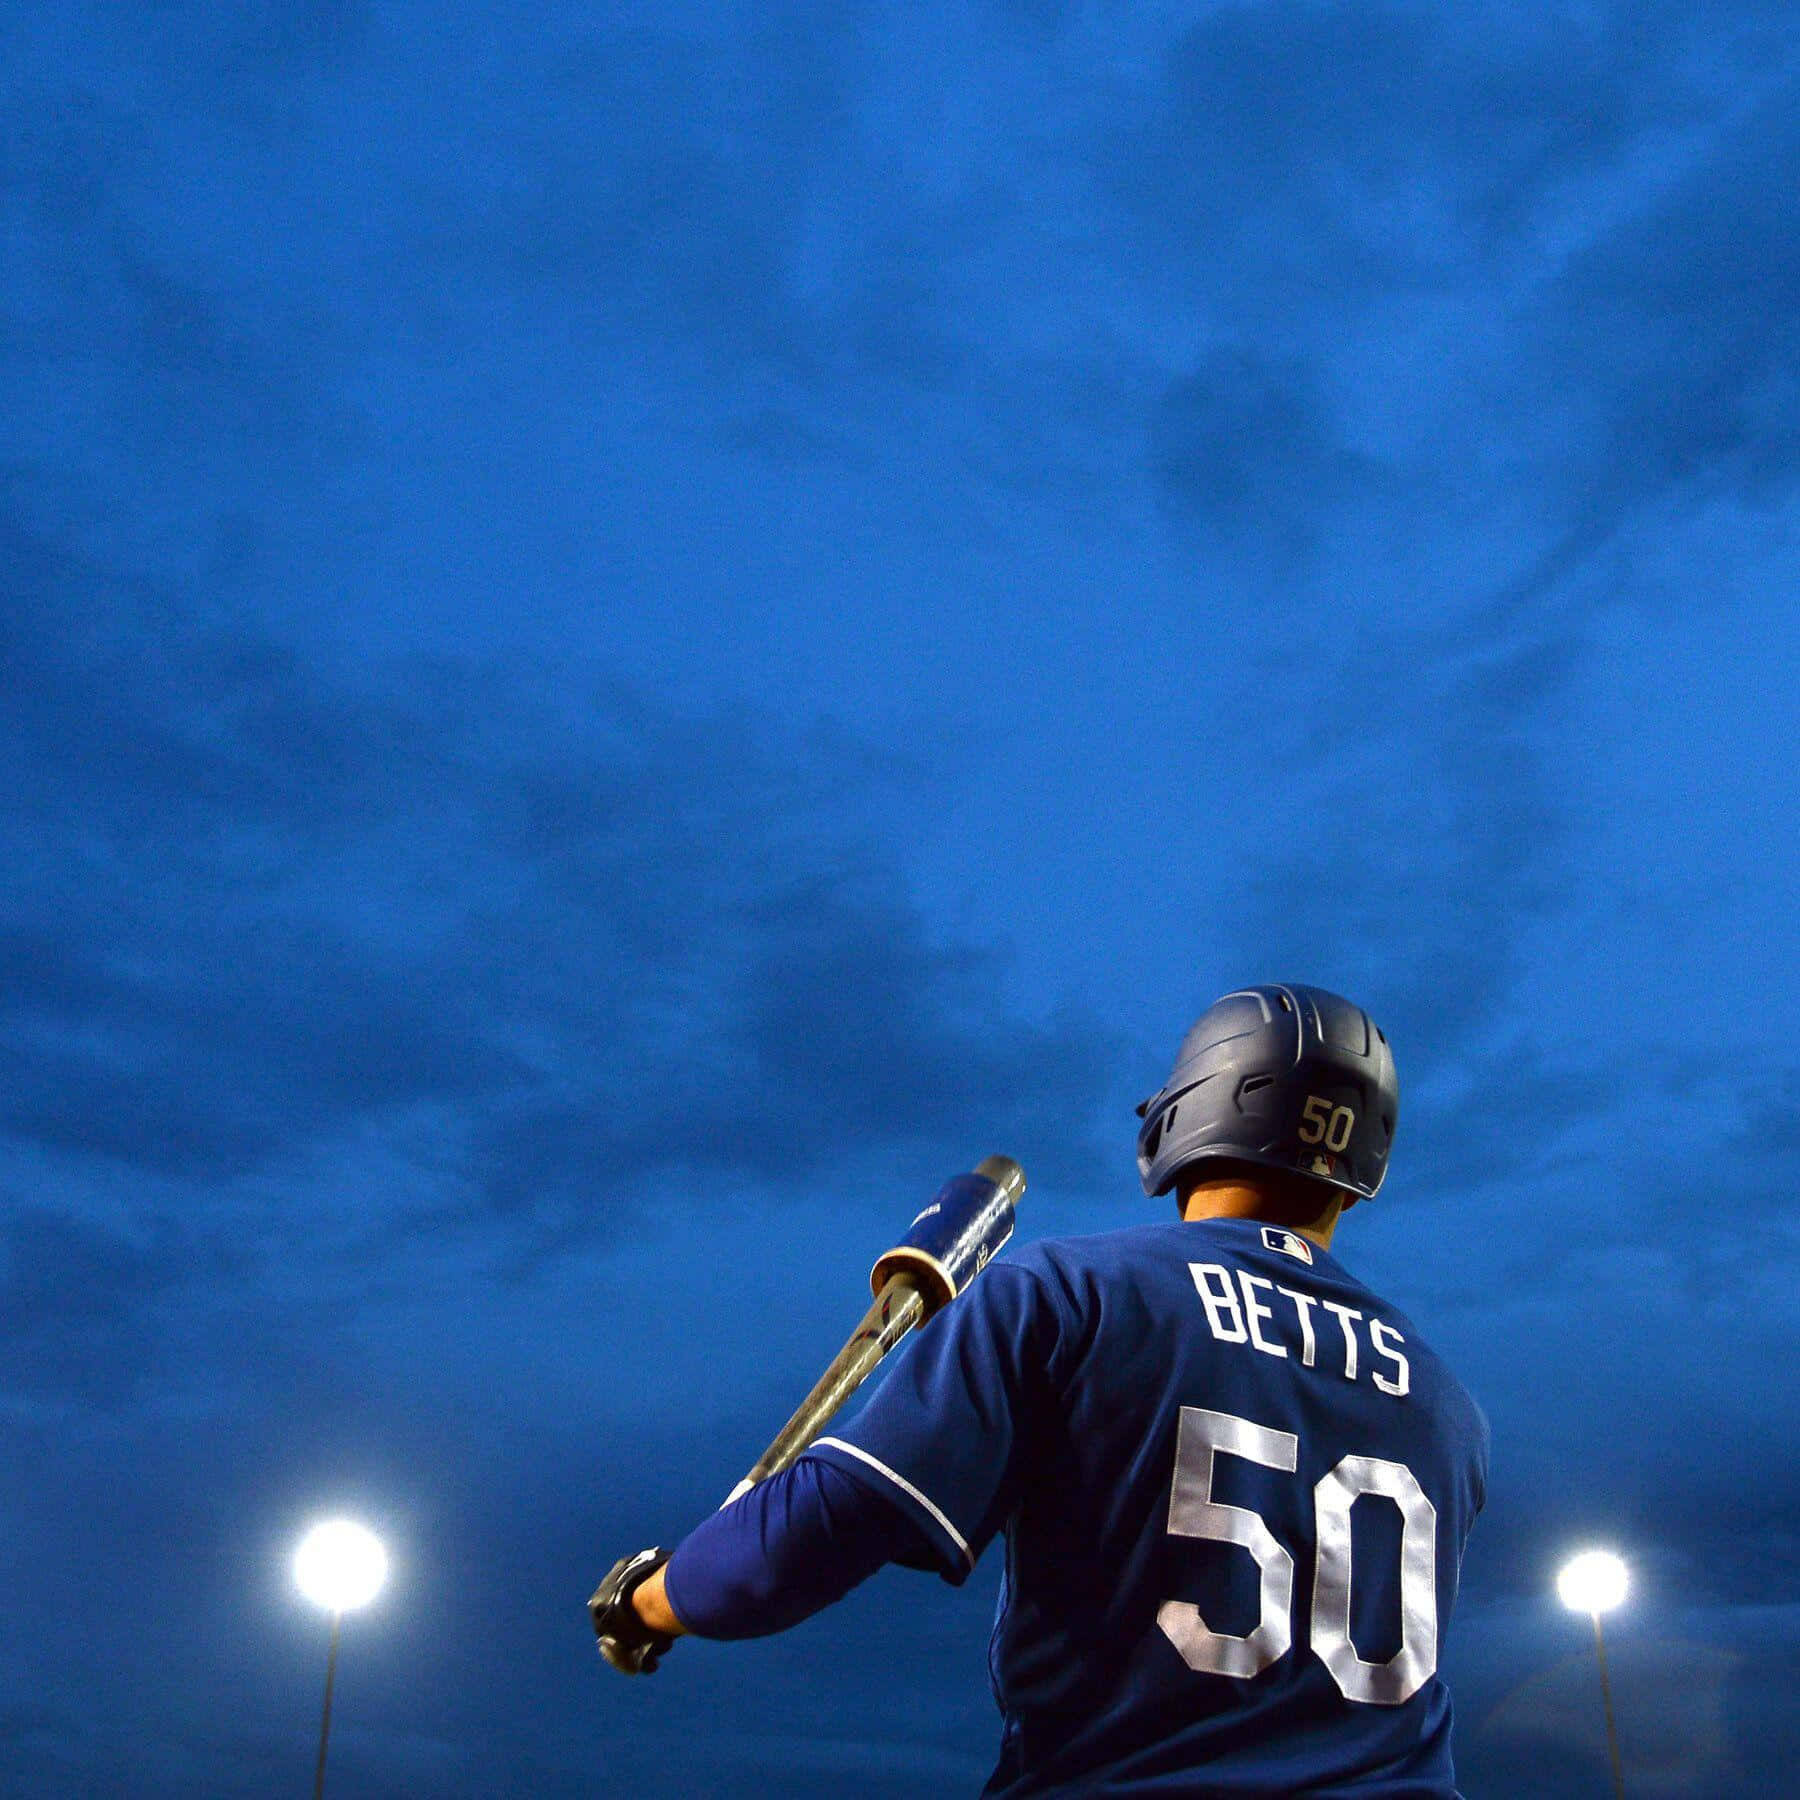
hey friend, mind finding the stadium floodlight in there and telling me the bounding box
[293,1521,388,1800]
[295,1520,388,1614]
[1555,1550,1628,1799]
[1557,1549,1628,1617]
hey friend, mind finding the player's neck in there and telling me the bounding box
[1178,1180,1344,1250]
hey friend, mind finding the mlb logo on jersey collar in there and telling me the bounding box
[1261,1227,1314,1265]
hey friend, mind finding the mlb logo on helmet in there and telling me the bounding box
[1260,1226,1314,1265]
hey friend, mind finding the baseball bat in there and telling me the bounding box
[589,1155,1024,1668]
[721,1154,1025,1503]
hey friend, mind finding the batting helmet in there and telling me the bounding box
[1136,984,1398,1201]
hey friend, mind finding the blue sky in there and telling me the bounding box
[3,2,1797,1793]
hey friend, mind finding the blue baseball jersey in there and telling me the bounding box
[806,1218,1489,1797]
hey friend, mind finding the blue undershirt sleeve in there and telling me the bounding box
[660,1455,934,1640]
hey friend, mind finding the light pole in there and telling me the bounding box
[1557,1549,1629,1800]
[294,1520,389,1800]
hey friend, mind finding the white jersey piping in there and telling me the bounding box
[813,1436,973,1567]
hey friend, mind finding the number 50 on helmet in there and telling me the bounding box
[1136,984,1399,1201]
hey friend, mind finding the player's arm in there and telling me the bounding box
[608,1456,931,1655]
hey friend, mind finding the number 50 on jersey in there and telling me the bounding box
[1158,1406,1439,1706]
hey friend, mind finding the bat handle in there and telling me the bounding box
[723,1273,929,1504]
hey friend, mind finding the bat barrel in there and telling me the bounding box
[729,1274,928,1498]
[724,1154,1025,1504]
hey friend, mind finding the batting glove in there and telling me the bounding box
[589,1547,675,1675]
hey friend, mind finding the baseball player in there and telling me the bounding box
[592,984,1489,1795]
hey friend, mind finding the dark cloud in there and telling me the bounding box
[411,10,877,376]
[1535,79,1800,522]
[1087,4,1800,607]
[0,493,1110,1352]
[0,1207,243,1409]
[1105,3,1785,287]
[1150,347,1379,545]
[0,84,346,609]
[1200,624,1581,1107]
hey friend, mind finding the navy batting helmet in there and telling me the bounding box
[1136,984,1398,1201]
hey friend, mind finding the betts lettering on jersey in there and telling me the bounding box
[1188,1261,1411,1396]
